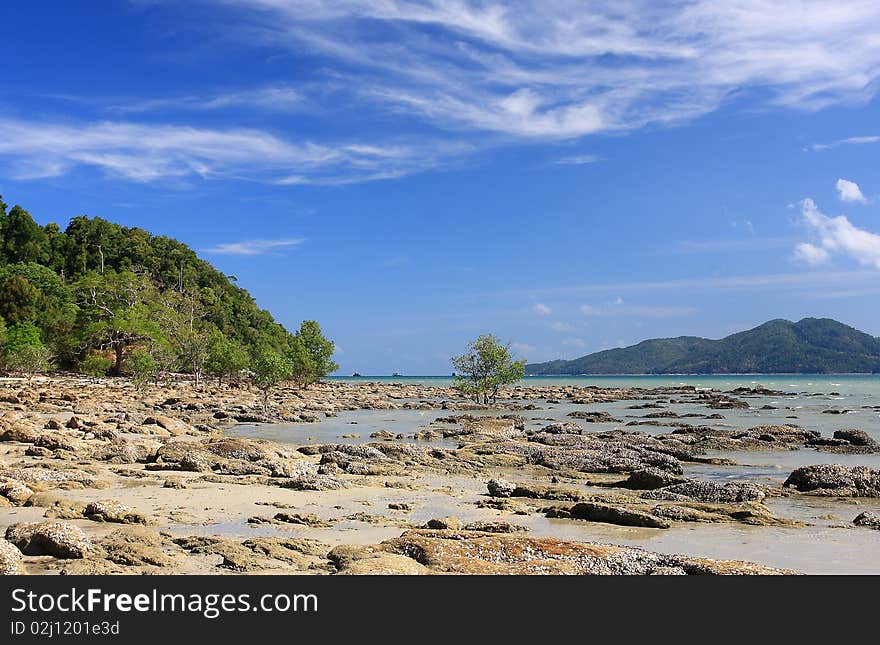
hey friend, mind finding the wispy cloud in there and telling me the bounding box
[796,197,880,269]
[517,268,880,296]
[549,321,573,332]
[0,117,464,184]
[808,135,880,151]
[201,238,305,255]
[554,154,600,165]
[836,178,867,203]
[213,1,880,139]
[533,303,552,316]
[108,85,303,114]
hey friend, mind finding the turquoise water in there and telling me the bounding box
[331,374,880,396]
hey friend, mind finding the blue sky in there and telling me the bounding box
[2,1,880,374]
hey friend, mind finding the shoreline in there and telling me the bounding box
[1,376,879,575]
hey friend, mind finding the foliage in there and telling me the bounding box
[287,320,339,386]
[126,349,158,389]
[451,334,526,404]
[4,322,52,379]
[80,352,114,378]
[0,196,338,389]
[205,331,249,385]
[251,349,293,413]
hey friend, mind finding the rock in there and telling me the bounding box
[83,500,150,524]
[328,544,429,575]
[163,478,188,489]
[93,439,158,464]
[463,521,529,533]
[99,527,179,568]
[272,513,331,528]
[6,521,92,558]
[833,429,878,447]
[388,503,413,511]
[540,422,583,435]
[643,480,767,503]
[277,474,349,492]
[0,540,23,575]
[509,483,584,502]
[567,502,671,529]
[0,478,34,505]
[620,468,687,490]
[425,517,460,530]
[143,415,192,435]
[381,530,793,575]
[853,512,880,529]
[567,411,619,423]
[487,478,517,498]
[370,430,399,441]
[783,464,880,497]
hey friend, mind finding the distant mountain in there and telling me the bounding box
[526,318,880,375]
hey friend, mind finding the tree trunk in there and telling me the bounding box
[113,344,124,376]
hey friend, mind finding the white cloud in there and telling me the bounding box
[554,154,600,165]
[533,303,553,316]
[797,198,880,269]
[0,117,464,184]
[793,242,830,265]
[809,135,880,151]
[561,337,586,348]
[549,321,573,332]
[215,1,880,139]
[836,178,867,203]
[109,85,302,114]
[201,238,305,255]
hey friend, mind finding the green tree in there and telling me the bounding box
[79,352,114,379]
[251,349,293,414]
[292,320,338,386]
[206,331,249,385]
[451,334,526,404]
[126,349,157,390]
[4,322,52,380]
[1,205,50,264]
[73,270,163,375]
[0,274,39,324]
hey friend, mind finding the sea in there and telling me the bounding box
[229,374,880,573]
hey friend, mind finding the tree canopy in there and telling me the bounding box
[451,334,526,404]
[0,196,338,385]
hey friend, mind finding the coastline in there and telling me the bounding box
[1,375,879,575]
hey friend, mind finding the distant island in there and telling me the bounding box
[526,318,880,375]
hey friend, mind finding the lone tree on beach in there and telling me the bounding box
[451,334,526,404]
[252,349,294,414]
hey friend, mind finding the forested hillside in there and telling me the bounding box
[526,318,880,375]
[0,196,336,386]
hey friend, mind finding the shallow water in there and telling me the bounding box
[229,376,880,573]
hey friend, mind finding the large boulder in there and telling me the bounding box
[643,480,766,503]
[487,478,517,498]
[567,502,671,529]
[783,465,880,497]
[620,468,687,490]
[6,521,92,559]
[381,530,793,575]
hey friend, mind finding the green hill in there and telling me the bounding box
[0,196,299,374]
[526,318,880,375]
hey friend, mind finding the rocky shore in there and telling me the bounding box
[1,375,879,575]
